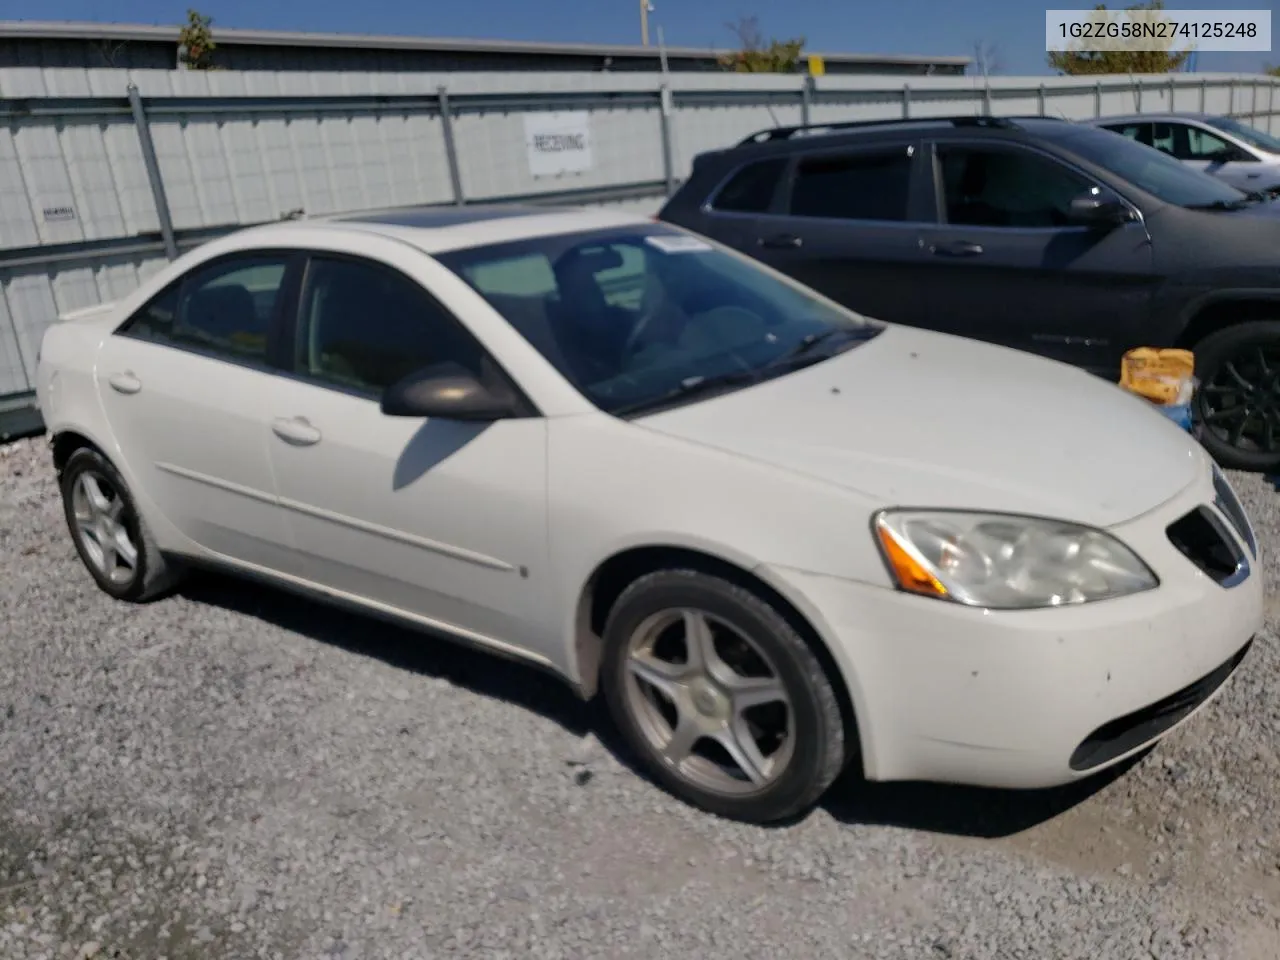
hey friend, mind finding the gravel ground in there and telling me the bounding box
[2,433,1279,960]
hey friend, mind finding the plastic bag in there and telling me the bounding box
[1119,348,1195,406]
[1118,348,1196,432]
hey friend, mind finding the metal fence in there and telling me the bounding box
[2,67,1279,435]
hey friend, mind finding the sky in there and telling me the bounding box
[11,0,1279,75]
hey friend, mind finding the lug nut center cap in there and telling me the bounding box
[689,679,727,719]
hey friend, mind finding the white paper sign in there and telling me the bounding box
[646,234,713,254]
[524,111,593,178]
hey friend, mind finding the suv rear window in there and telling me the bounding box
[789,150,913,221]
[710,158,787,213]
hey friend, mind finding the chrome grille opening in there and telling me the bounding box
[1167,506,1245,586]
[1212,467,1258,558]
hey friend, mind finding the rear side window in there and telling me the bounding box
[1104,122,1153,147]
[710,158,787,213]
[116,254,290,364]
[788,150,913,221]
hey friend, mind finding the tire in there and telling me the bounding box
[59,447,184,602]
[1192,321,1280,472]
[600,568,846,824]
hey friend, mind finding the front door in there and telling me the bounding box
[264,252,550,649]
[1153,120,1263,194]
[918,141,1157,373]
[96,252,301,571]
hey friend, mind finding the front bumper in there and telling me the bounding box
[765,470,1264,789]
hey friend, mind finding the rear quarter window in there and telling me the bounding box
[709,157,788,213]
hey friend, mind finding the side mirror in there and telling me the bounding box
[380,362,520,421]
[1068,187,1131,228]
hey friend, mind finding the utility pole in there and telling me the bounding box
[640,0,652,46]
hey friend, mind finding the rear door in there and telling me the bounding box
[95,251,303,571]
[917,138,1156,373]
[727,141,934,326]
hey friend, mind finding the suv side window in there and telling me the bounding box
[295,255,485,396]
[788,149,914,222]
[117,254,290,364]
[710,158,788,213]
[938,145,1092,228]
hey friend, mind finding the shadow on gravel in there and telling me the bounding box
[181,571,1149,841]
[818,752,1146,839]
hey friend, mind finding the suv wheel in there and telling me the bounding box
[1193,321,1280,472]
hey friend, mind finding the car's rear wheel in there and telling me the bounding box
[601,569,846,824]
[59,447,183,602]
[1192,321,1280,472]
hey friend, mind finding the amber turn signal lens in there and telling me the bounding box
[875,521,949,599]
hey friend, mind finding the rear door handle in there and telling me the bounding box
[930,240,984,258]
[759,233,803,250]
[107,371,142,395]
[271,416,322,447]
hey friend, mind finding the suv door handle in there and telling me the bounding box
[107,371,142,395]
[930,240,984,258]
[271,416,322,447]
[759,233,803,249]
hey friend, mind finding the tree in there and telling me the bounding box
[717,16,805,74]
[972,39,1002,77]
[178,8,218,70]
[1265,65,1280,77]
[1047,1,1190,75]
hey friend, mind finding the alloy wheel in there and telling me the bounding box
[622,607,794,795]
[70,470,139,587]
[1198,344,1280,455]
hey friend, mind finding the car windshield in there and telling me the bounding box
[1205,115,1280,154]
[1059,125,1249,207]
[435,225,880,417]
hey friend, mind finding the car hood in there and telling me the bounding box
[634,325,1209,528]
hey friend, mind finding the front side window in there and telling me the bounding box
[1205,115,1280,155]
[1153,122,1249,163]
[1051,125,1248,208]
[788,149,914,222]
[118,255,289,364]
[436,226,880,417]
[295,256,484,395]
[939,146,1091,228]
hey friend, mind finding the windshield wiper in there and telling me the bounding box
[1186,198,1253,211]
[765,324,884,371]
[611,369,761,417]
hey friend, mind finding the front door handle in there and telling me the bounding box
[930,240,984,258]
[759,233,803,250]
[271,416,322,447]
[107,371,142,395]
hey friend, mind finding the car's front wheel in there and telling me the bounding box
[1193,321,1280,471]
[59,446,183,602]
[601,568,847,823]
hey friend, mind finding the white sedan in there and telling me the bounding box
[35,205,1263,824]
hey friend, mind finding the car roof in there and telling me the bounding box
[228,203,656,255]
[695,115,1086,167]
[1089,112,1216,125]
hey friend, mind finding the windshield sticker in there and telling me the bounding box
[645,234,714,254]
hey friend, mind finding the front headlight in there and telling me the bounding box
[873,509,1158,609]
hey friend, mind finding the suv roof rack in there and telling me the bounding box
[736,114,1023,146]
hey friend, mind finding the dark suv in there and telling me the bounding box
[658,115,1280,471]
